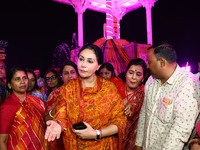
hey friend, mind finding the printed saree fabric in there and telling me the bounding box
[109,77,145,149]
[45,88,64,150]
[46,88,61,114]
[121,84,144,150]
[109,77,126,99]
[54,76,127,150]
[2,94,47,150]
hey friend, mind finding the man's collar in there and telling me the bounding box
[155,64,179,85]
[165,65,180,85]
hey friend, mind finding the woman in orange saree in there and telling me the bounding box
[0,67,47,150]
[45,60,78,150]
[45,44,127,150]
[110,58,147,150]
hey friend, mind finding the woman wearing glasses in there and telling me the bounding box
[45,61,78,150]
[45,62,79,122]
[43,69,63,101]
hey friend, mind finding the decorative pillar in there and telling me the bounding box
[106,0,114,39]
[140,0,156,45]
[145,4,153,45]
[77,11,84,47]
[113,16,118,39]
[72,0,87,47]
[112,0,126,39]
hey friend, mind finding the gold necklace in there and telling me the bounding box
[19,98,26,107]
[19,101,24,107]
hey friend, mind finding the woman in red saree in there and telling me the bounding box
[0,67,47,150]
[110,58,147,150]
[45,44,127,150]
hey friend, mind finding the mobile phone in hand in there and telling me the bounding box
[72,121,87,130]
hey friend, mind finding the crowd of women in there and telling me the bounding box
[0,44,199,150]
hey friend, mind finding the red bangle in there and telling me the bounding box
[100,129,103,138]
[189,138,200,149]
[55,120,67,131]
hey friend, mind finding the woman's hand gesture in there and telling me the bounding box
[124,103,135,117]
[45,120,62,142]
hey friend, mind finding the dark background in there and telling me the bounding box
[0,0,199,76]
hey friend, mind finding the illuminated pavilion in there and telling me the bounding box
[53,0,158,75]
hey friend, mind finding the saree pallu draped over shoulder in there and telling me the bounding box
[7,95,47,150]
[109,77,145,149]
[54,76,127,150]
[122,84,145,150]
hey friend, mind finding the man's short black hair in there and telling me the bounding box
[154,43,177,64]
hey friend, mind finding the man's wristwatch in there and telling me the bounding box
[96,130,100,140]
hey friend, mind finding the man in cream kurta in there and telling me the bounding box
[134,44,200,150]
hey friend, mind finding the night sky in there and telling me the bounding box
[0,0,199,76]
